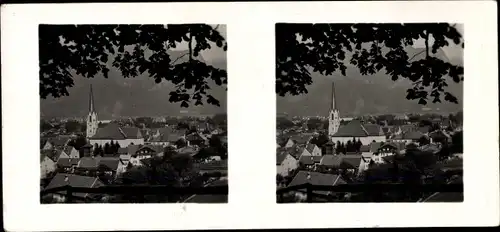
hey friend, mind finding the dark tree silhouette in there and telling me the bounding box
[276,23,464,105]
[276,117,295,130]
[311,133,329,147]
[39,24,227,107]
[175,138,188,148]
[418,136,430,145]
[68,135,87,150]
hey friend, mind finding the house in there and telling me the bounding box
[186,133,209,147]
[372,142,406,164]
[277,152,299,177]
[330,120,386,145]
[40,153,57,179]
[133,145,164,160]
[391,131,425,144]
[75,157,125,177]
[89,123,144,147]
[319,155,342,170]
[56,158,80,173]
[43,136,72,150]
[287,171,347,200]
[296,146,313,160]
[305,143,322,156]
[148,127,185,146]
[299,155,322,169]
[340,154,363,174]
[97,157,126,177]
[429,130,452,144]
[193,160,228,176]
[44,173,105,202]
[58,146,80,159]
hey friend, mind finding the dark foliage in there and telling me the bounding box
[39,24,227,107]
[276,23,464,105]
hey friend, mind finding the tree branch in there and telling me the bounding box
[171,53,189,65]
[214,24,220,31]
[408,50,426,62]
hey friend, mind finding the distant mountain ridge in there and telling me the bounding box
[40,50,227,119]
[277,47,464,117]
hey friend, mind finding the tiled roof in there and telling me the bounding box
[97,157,122,171]
[194,160,228,171]
[320,155,342,167]
[403,131,424,140]
[305,143,317,154]
[91,123,142,140]
[127,145,141,155]
[57,158,80,167]
[77,157,99,169]
[379,142,406,152]
[64,146,75,156]
[44,173,103,198]
[299,155,321,165]
[41,149,59,162]
[135,145,164,154]
[332,120,383,137]
[277,152,289,165]
[177,146,198,156]
[289,135,312,145]
[48,137,71,147]
[363,124,383,136]
[288,171,346,195]
[340,154,363,169]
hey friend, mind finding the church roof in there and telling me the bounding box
[90,123,142,140]
[332,120,382,137]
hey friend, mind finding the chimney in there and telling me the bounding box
[306,172,311,181]
[64,175,69,182]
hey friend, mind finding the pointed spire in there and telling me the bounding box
[89,84,95,113]
[331,82,337,110]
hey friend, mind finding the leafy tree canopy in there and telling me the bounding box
[39,24,227,107]
[276,23,464,105]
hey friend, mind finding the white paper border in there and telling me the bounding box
[1,1,499,230]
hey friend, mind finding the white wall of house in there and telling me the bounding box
[284,139,295,148]
[40,157,56,179]
[277,154,298,176]
[148,141,170,146]
[372,151,394,164]
[67,148,80,159]
[42,142,53,150]
[90,138,145,148]
[310,145,322,156]
[331,136,386,145]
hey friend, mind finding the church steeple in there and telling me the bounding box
[328,81,340,137]
[89,84,95,113]
[331,82,337,111]
[86,84,98,139]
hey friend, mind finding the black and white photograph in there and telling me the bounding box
[276,23,464,203]
[39,24,228,203]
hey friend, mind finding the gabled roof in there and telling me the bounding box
[44,173,103,198]
[403,131,425,140]
[288,171,346,195]
[48,136,71,147]
[299,155,321,165]
[305,143,318,154]
[332,120,383,137]
[41,149,59,162]
[379,142,406,152]
[57,158,80,167]
[127,145,141,155]
[77,157,99,169]
[91,123,142,140]
[277,152,293,165]
[320,155,342,167]
[135,144,164,154]
[97,157,122,171]
[289,135,312,145]
[340,154,363,169]
[64,146,75,155]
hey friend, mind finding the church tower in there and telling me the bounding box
[328,82,340,137]
[86,84,98,139]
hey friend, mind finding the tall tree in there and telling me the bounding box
[276,23,464,105]
[39,24,227,108]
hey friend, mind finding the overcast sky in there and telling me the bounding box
[412,24,464,60]
[170,24,227,63]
